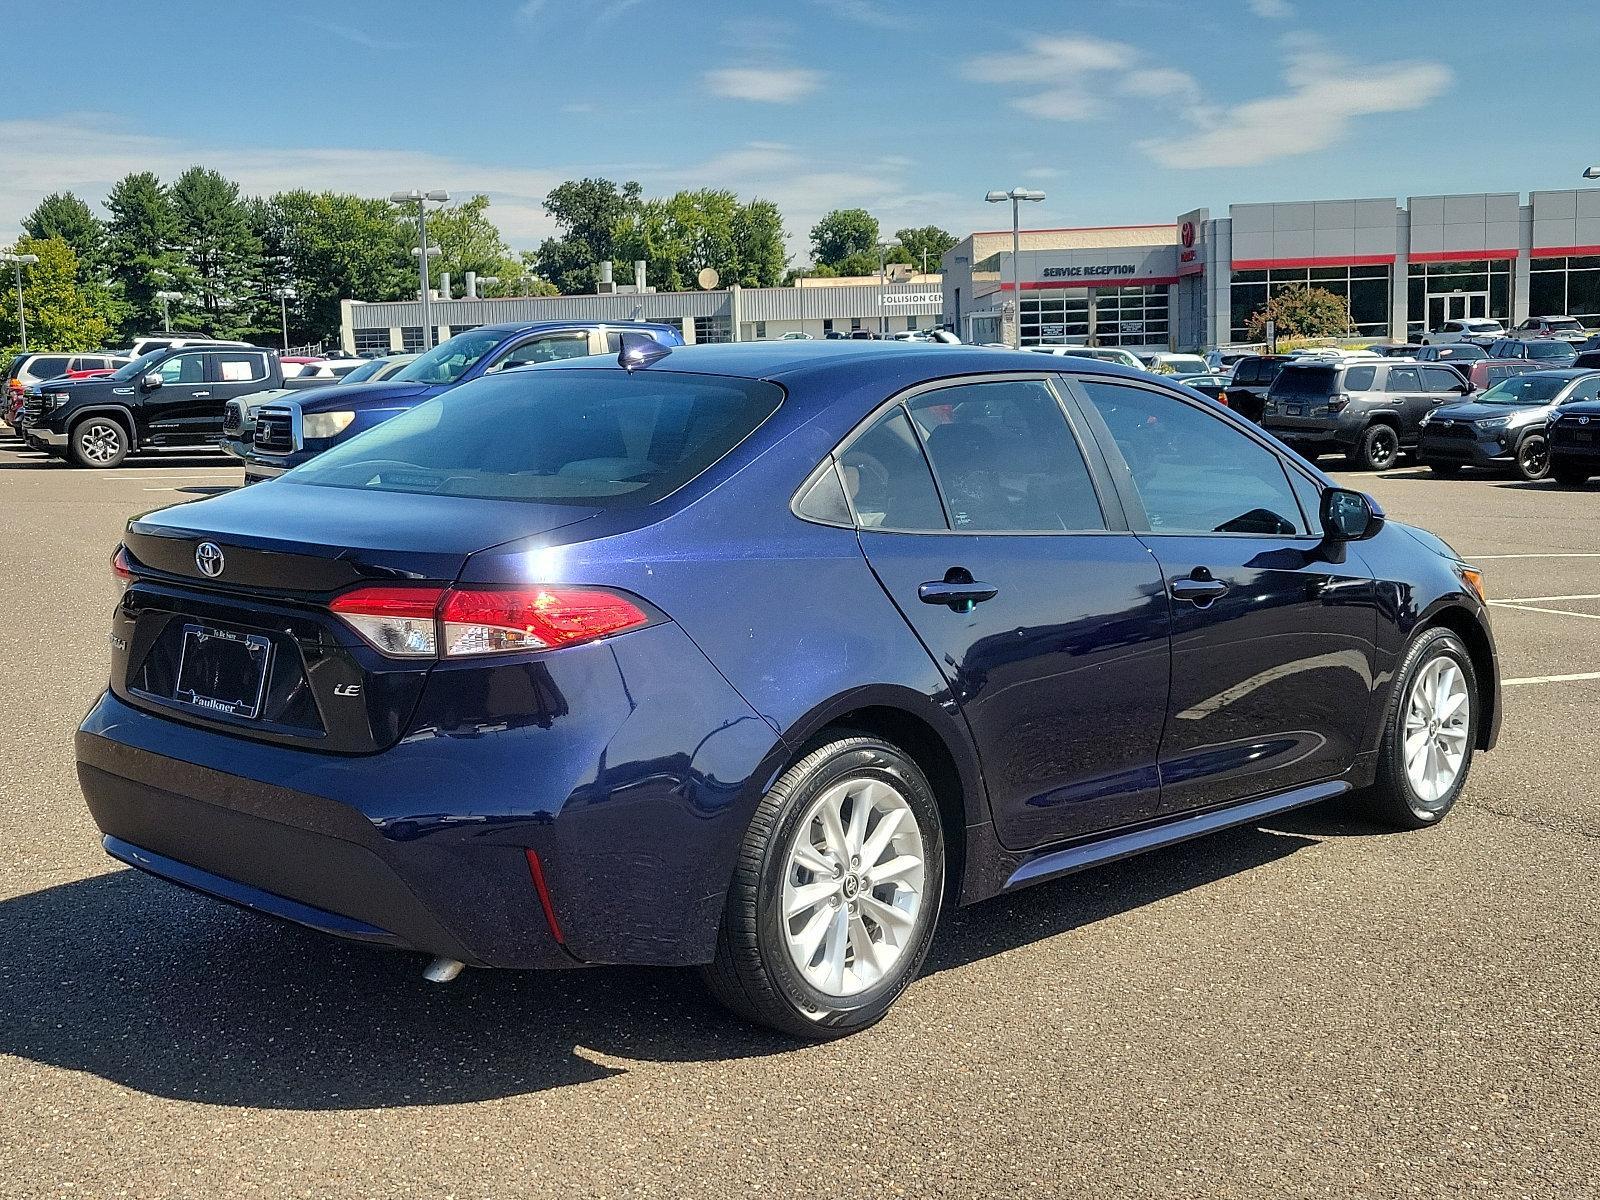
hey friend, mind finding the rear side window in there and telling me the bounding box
[212,351,267,382]
[1342,365,1377,391]
[905,379,1104,532]
[1387,367,1422,392]
[1078,380,1307,536]
[289,369,782,507]
[839,408,946,531]
[1234,360,1261,384]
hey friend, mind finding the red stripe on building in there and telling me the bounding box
[1231,254,1395,270]
[1408,248,1518,263]
[996,276,1179,291]
[1530,244,1600,258]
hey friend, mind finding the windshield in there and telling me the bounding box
[110,348,171,381]
[391,329,504,385]
[1477,376,1571,405]
[1528,341,1576,359]
[337,358,388,383]
[1465,321,1503,332]
[287,369,783,506]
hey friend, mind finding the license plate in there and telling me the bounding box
[1574,430,1594,444]
[1286,403,1304,416]
[173,624,273,719]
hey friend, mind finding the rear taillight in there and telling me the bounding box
[111,545,135,593]
[330,585,650,659]
[1328,393,1351,413]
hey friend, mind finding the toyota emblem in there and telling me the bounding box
[195,542,225,578]
[1581,416,1591,426]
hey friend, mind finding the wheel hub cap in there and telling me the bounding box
[781,777,926,998]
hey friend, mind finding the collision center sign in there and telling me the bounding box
[878,292,942,306]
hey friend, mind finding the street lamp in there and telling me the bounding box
[985,187,1046,348]
[1584,166,1600,180]
[272,286,297,350]
[154,290,183,334]
[876,237,902,336]
[1,251,40,350]
[391,189,450,349]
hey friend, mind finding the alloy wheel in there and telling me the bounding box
[80,424,122,464]
[1369,429,1397,469]
[1518,434,1550,480]
[1402,655,1471,808]
[781,776,926,998]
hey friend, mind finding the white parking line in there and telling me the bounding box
[1491,602,1600,621]
[1492,593,1600,604]
[1503,671,1600,687]
[1470,553,1600,560]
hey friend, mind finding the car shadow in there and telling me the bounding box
[0,812,1333,1111]
[0,450,235,471]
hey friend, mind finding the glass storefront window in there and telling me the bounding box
[1529,257,1600,326]
[1020,287,1169,348]
[1406,259,1513,334]
[1228,265,1390,341]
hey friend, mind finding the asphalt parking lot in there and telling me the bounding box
[1,435,1596,1200]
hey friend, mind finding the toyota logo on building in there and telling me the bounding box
[195,541,225,578]
[1181,221,1196,249]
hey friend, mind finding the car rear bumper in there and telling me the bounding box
[75,621,781,969]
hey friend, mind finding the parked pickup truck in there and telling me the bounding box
[17,342,338,468]
[239,321,684,483]
[217,353,418,461]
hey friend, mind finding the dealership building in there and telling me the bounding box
[941,187,1600,351]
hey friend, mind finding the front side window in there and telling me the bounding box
[489,332,592,372]
[905,380,1104,532]
[1078,380,1306,536]
[838,408,946,531]
[1423,367,1466,393]
[157,353,207,384]
[288,369,781,506]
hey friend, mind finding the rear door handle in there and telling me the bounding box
[192,391,211,398]
[919,574,999,612]
[1170,569,1230,604]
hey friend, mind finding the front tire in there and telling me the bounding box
[69,416,129,468]
[1551,459,1590,487]
[701,734,945,1039]
[1368,628,1477,829]
[1428,461,1462,477]
[1351,423,1400,471]
[1515,432,1551,481]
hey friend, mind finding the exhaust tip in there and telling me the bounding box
[423,956,465,983]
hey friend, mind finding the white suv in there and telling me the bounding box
[1423,319,1505,345]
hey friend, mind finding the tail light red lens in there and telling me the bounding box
[111,545,135,593]
[330,585,649,659]
[1328,393,1351,413]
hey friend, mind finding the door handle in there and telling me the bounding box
[1170,568,1230,605]
[919,568,999,613]
[192,391,211,398]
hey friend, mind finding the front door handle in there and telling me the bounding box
[1170,569,1230,605]
[919,568,999,613]
[192,390,211,398]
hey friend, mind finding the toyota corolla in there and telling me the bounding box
[78,340,1499,1037]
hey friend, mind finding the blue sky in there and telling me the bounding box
[3,0,1597,260]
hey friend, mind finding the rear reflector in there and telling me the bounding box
[330,584,649,659]
[525,849,565,944]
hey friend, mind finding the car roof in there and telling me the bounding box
[473,319,682,335]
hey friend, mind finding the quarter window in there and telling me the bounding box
[1078,380,1307,536]
[838,408,947,531]
[1343,365,1377,391]
[905,380,1104,532]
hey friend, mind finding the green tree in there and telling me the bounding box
[533,178,642,293]
[614,190,790,291]
[810,208,879,269]
[0,236,113,357]
[22,192,105,280]
[733,198,788,286]
[894,225,956,274]
[258,191,412,343]
[169,167,262,337]
[1247,284,1353,341]
[104,171,184,337]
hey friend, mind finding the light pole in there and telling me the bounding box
[876,237,902,337]
[1,251,39,350]
[1584,166,1600,180]
[985,187,1045,348]
[390,189,450,349]
[272,286,296,350]
[154,290,183,333]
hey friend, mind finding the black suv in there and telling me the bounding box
[1220,354,1291,422]
[1488,338,1578,367]
[1261,360,1471,469]
[18,343,305,467]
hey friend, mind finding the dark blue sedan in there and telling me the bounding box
[79,341,1500,1037]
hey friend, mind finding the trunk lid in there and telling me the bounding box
[115,482,605,752]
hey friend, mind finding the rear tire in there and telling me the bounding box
[1367,628,1477,830]
[68,416,129,468]
[701,734,945,1039]
[1514,432,1551,482]
[1551,460,1590,487]
[1351,423,1400,471]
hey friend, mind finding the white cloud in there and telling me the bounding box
[703,66,824,103]
[810,0,899,28]
[1119,67,1201,103]
[1139,49,1452,167]
[1246,0,1293,18]
[964,34,1136,85]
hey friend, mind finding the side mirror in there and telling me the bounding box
[141,373,162,390]
[1321,487,1383,542]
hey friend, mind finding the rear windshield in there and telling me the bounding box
[1270,365,1338,395]
[1464,321,1502,332]
[287,369,783,506]
[1546,318,1583,331]
[1527,341,1576,359]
